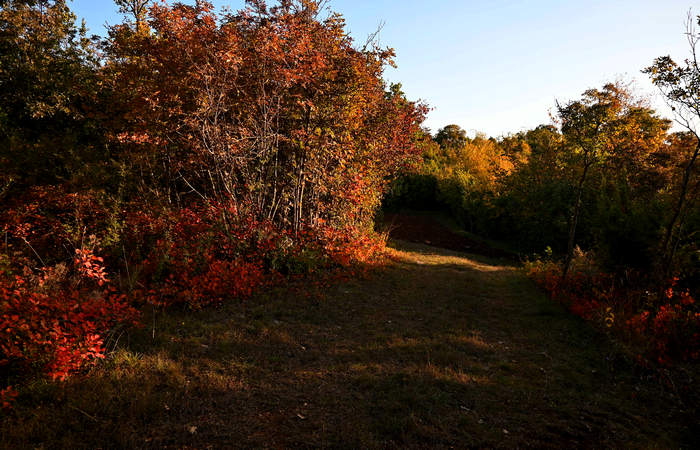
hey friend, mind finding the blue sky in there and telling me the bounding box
[71,0,694,137]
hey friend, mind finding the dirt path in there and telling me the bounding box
[2,241,695,448]
[382,213,516,259]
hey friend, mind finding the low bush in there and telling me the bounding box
[527,252,700,366]
[0,188,390,409]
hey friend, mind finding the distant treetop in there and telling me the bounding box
[435,124,469,149]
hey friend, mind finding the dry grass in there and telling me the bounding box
[1,240,697,448]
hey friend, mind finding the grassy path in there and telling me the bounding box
[2,241,695,448]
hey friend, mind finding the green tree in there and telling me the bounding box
[0,0,100,192]
[497,125,568,251]
[435,124,469,149]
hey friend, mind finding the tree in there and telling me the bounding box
[435,124,469,149]
[114,0,150,34]
[104,0,426,231]
[644,12,700,277]
[557,83,654,277]
[0,0,101,192]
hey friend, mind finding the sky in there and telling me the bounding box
[70,0,696,137]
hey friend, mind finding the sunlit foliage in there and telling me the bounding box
[0,0,425,407]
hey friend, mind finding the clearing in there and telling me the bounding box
[1,241,696,448]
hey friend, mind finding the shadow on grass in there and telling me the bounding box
[2,241,696,448]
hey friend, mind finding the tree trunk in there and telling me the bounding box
[563,161,591,278]
[660,137,700,278]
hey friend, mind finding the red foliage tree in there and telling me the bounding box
[105,0,426,230]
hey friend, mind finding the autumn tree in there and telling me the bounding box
[557,84,648,277]
[114,0,150,33]
[104,0,426,232]
[645,12,700,277]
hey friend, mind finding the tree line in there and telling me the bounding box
[385,33,700,363]
[388,82,698,283]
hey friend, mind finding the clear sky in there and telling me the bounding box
[71,0,695,137]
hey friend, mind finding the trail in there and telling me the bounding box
[2,241,694,448]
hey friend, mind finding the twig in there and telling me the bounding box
[111,329,125,353]
[122,244,131,290]
[68,405,99,422]
[21,237,45,267]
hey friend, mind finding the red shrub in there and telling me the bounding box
[0,261,139,383]
[527,259,699,365]
[135,204,387,309]
[1,386,17,410]
[626,287,700,364]
[1,191,140,408]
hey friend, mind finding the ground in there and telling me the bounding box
[1,240,696,448]
[382,212,516,258]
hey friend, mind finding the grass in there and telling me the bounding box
[2,240,697,448]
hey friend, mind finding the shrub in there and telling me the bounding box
[527,253,699,365]
[0,249,139,384]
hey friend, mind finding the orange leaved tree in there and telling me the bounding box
[104,0,427,234]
